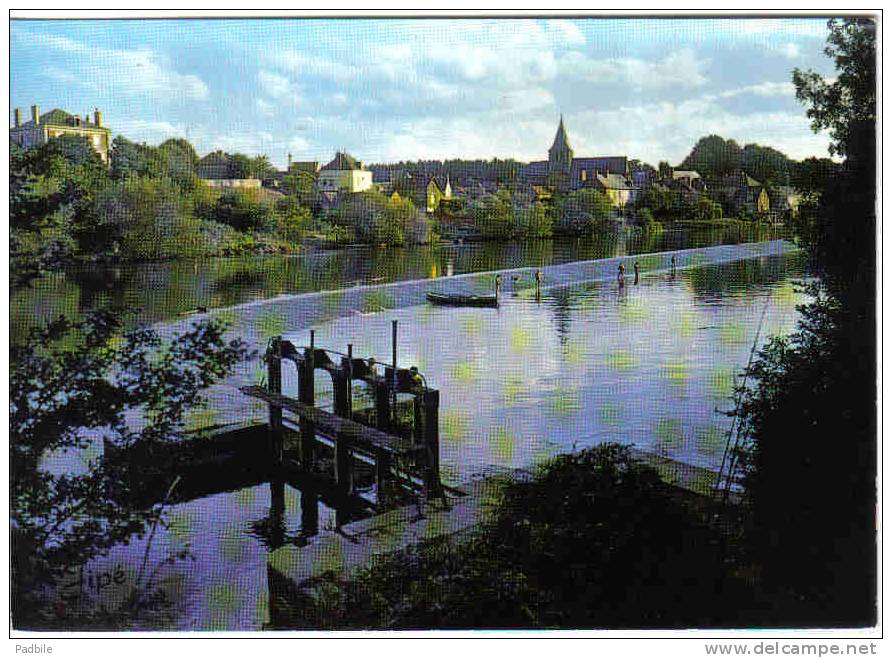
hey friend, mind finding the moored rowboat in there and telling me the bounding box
[426,292,499,308]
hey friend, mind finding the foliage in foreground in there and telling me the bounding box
[10,310,247,628]
[272,445,752,630]
[734,17,877,627]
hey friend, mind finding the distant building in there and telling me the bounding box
[10,105,112,162]
[317,151,373,194]
[286,153,321,175]
[767,185,802,222]
[714,170,770,216]
[671,170,704,191]
[424,175,452,213]
[197,151,262,189]
[201,178,262,190]
[594,172,637,207]
[523,116,634,205]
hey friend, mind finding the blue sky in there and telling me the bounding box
[10,17,837,168]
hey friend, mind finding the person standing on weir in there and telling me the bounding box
[495,273,502,298]
[617,262,625,286]
[535,269,543,297]
[670,254,677,274]
[634,261,640,285]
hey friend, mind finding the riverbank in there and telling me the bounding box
[267,444,757,630]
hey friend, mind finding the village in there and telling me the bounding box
[10,104,803,257]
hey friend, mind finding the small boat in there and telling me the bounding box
[426,292,499,308]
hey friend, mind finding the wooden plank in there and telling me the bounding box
[241,386,419,455]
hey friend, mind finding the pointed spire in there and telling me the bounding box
[550,114,571,152]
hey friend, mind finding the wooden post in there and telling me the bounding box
[268,336,283,464]
[301,485,319,536]
[375,377,391,433]
[391,320,398,427]
[422,389,442,498]
[376,449,391,507]
[346,343,354,418]
[268,478,285,549]
[334,361,352,496]
[413,395,424,443]
[298,332,316,472]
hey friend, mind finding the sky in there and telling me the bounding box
[10,17,838,168]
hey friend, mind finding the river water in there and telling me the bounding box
[14,227,811,630]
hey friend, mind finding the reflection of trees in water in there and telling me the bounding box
[548,288,575,345]
[13,229,782,331]
[683,253,804,299]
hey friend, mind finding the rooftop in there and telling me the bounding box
[321,151,364,171]
[13,108,107,131]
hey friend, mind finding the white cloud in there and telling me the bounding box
[545,20,586,47]
[270,50,359,82]
[19,29,209,101]
[113,119,188,144]
[569,97,830,164]
[781,43,801,59]
[257,71,292,99]
[287,136,311,155]
[718,81,795,99]
[255,98,275,117]
[560,49,708,90]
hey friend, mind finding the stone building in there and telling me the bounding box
[523,116,635,206]
[10,105,112,162]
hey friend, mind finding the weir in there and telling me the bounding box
[241,326,443,508]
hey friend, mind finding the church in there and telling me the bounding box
[522,117,636,206]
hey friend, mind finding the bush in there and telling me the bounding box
[515,202,553,238]
[278,445,747,630]
[10,310,246,628]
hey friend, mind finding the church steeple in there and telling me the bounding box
[550,114,571,153]
[548,114,574,181]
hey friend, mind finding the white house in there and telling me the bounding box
[316,152,373,194]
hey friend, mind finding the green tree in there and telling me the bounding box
[515,202,553,238]
[157,138,199,188]
[736,17,877,626]
[202,189,275,233]
[793,18,876,159]
[10,310,246,628]
[740,143,795,187]
[274,195,313,244]
[110,136,160,180]
[282,170,317,207]
[554,189,614,235]
[329,189,421,245]
[680,135,743,181]
[467,189,515,239]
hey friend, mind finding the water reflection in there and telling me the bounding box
[22,237,808,631]
[11,225,780,339]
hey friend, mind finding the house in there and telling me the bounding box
[714,170,770,217]
[522,116,635,203]
[671,170,705,192]
[286,154,320,175]
[197,152,262,189]
[316,151,373,194]
[424,175,452,213]
[594,172,637,208]
[767,185,802,222]
[10,105,112,162]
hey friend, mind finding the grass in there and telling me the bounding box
[268,444,758,630]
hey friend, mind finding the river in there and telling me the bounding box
[14,226,811,630]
